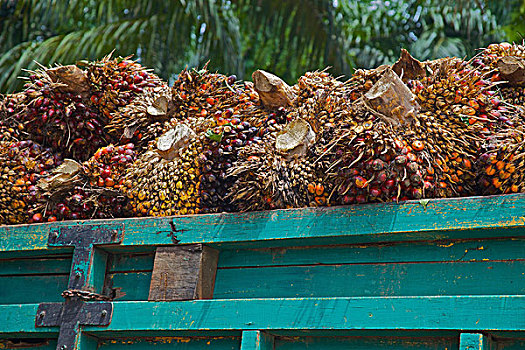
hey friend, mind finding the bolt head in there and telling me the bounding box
[39,311,46,318]
[101,310,107,316]
[75,271,81,278]
[61,345,67,350]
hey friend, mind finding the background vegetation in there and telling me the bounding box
[1,0,524,93]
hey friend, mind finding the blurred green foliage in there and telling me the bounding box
[0,0,523,93]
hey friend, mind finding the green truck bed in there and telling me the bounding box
[1,194,524,350]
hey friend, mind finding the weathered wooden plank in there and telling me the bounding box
[218,239,525,268]
[459,333,489,350]
[0,257,71,276]
[2,194,525,253]
[0,275,68,304]
[274,335,457,350]
[214,261,525,298]
[3,296,525,335]
[97,337,240,350]
[107,253,155,273]
[148,245,219,301]
[87,296,525,332]
[105,272,152,301]
[86,249,108,294]
[240,331,274,350]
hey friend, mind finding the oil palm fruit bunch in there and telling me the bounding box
[227,115,323,211]
[414,57,513,131]
[318,108,433,205]
[169,66,258,122]
[122,123,203,217]
[229,69,350,211]
[477,114,525,195]
[0,93,26,142]
[0,140,61,225]
[408,57,516,197]
[500,86,525,108]
[472,42,525,109]
[15,67,110,161]
[36,149,133,223]
[84,54,163,120]
[40,184,129,222]
[83,143,137,191]
[105,86,172,151]
[197,116,260,213]
[473,42,525,75]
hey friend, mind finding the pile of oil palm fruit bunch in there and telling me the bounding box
[2,42,525,225]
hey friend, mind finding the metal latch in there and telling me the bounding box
[35,224,124,350]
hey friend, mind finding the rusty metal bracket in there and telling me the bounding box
[48,224,123,290]
[36,298,112,350]
[34,224,122,350]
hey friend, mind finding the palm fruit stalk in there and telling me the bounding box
[84,54,163,120]
[14,66,111,161]
[105,86,172,151]
[0,140,61,225]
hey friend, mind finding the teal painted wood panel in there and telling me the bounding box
[214,260,525,298]
[107,253,154,273]
[98,337,240,350]
[218,239,525,268]
[107,272,152,301]
[274,335,457,350]
[2,297,525,335]
[240,331,273,350]
[83,296,525,332]
[0,275,67,303]
[2,194,525,253]
[0,304,51,336]
[0,257,71,276]
[459,333,488,350]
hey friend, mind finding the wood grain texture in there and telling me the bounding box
[0,257,71,275]
[274,335,456,350]
[240,331,274,350]
[213,260,525,298]
[0,275,68,303]
[107,253,155,273]
[2,194,525,253]
[98,336,240,350]
[148,245,219,301]
[105,271,152,301]
[84,296,525,332]
[3,296,524,334]
[218,239,525,267]
[459,333,489,350]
